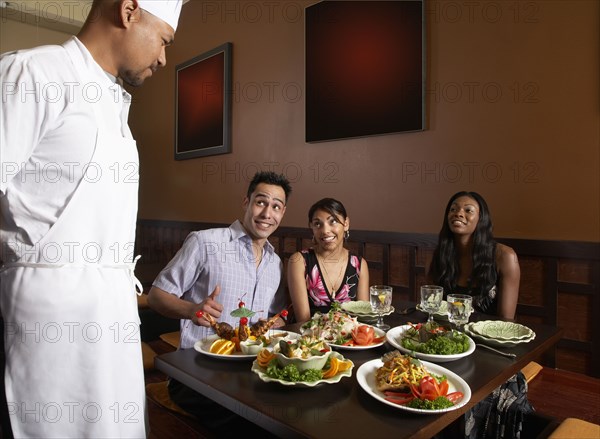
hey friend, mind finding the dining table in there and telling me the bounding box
[154,302,563,439]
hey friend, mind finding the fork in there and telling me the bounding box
[476,343,517,358]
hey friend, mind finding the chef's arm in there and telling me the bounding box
[147,285,223,327]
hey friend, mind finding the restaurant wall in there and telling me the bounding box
[0,18,69,53]
[130,0,599,242]
[2,1,598,242]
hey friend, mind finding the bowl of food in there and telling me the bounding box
[239,339,264,355]
[272,336,332,371]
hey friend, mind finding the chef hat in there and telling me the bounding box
[138,0,183,31]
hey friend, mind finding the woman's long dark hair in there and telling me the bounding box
[429,191,497,295]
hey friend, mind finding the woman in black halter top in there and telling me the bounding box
[429,191,520,320]
[430,192,529,439]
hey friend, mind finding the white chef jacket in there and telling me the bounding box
[0,38,146,438]
[1,37,133,260]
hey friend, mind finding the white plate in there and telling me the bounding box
[251,351,353,387]
[328,326,387,351]
[386,325,475,363]
[194,332,301,360]
[464,323,535,348]
[356,358,471,414]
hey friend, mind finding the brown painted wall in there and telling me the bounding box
[3,1,598,241]
[130,0,598,241]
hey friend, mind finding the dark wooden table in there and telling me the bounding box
[155,305,563,439]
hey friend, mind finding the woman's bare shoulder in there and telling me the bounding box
[496,243,519,268]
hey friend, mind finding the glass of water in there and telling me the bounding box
[447,294,473,330]
[420,285,443,323]
[370,285,393,331]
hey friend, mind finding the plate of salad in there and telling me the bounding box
[251,350,354,387]
[356,352,471,414]
[386,322,475,363]
[301,308,386,350]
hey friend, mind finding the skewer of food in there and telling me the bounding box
[195,296,289,355]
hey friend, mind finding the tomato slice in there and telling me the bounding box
[384,390,412,397]
[385,395,414,405]
[351,326,375,345]
[420,376,441,398]
[384,391,415,405]
[438,379,449,397]
[410,383,422,399]
[446,392,464,403]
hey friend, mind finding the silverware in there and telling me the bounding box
[476,343,517,358]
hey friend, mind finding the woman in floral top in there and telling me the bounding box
[288,198,369,322]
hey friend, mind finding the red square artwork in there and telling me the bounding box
[306,1,424,142]
[175,43,232,159]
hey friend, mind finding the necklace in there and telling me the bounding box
[316,250,347,293]
[252,244,263,269]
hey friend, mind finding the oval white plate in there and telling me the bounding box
[386,325,475,363]
[328,326,387,351]
[356,358,471,414]
[251,351,353,387]
[194,332,301,360]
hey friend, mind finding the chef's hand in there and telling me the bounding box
[192,285,224,327]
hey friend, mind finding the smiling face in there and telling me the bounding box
[447,196,480,237]
[119,7,175,87]
[241,183,287,245]
[310,209,349,253]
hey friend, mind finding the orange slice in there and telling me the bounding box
[336,359,353,372]
[322,357,340,379]
[209,339,235,355]
[257,349,275,368]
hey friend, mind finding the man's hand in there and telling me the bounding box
[192,285,223,326]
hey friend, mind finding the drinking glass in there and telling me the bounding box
[370,285,393,331]
[420,285,443,323]
[447,294,473,330]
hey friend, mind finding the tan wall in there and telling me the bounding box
[0,17,71,52]
[3,0,599,241]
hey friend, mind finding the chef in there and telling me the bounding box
[0,0,182,437]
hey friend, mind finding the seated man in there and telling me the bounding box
[148,171,292,433]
